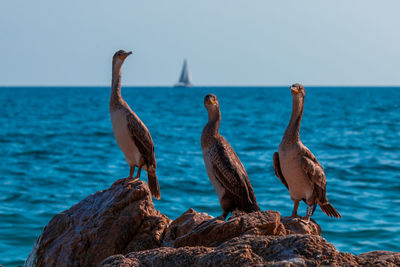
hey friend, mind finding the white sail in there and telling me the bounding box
[174,59,193,87]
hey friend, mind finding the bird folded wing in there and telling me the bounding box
[125,111,156,166]
[211,141,251,203]
[273,152,289,189]
[301,150,327,196]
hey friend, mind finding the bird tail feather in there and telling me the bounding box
[320,202,341,218]
[148,171,161,200]
[241,197,260,213]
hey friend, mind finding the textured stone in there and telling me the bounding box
[100,234,362,267]
[162,208,213,247]
[173,210,286,248]
[25,177,400,267]
[357,250,400,267]
[24,179,171,267]
[281,216,322,236]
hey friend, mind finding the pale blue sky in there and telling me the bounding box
[1,1,399,86]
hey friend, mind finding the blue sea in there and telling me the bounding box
[0,86,399,266]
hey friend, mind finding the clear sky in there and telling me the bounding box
[1,0,399,86]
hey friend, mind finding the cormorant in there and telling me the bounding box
[273,84,340,221]
[110,50,160,199]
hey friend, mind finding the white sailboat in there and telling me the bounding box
[174,59,193,87]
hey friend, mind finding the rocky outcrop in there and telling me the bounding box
[164,209,287,248]
[25,178,400,267]
[25,179,171,267]
[281,216,322,236]
[162,208,213,247]
[101,234,357,267]
[357,251,400,266]
[101,235,400,267]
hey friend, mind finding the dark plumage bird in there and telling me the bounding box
[109,50,160,199]
[201,94,260,219]
[273,83,340,221]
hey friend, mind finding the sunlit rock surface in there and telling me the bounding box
[25,178,400,267]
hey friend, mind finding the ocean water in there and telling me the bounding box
[0,86,399,266]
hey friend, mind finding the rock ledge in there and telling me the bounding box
[24,178,400,267]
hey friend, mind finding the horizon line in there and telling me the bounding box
[0,84,399,88]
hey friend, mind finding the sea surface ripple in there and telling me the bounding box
[0,86,399,266]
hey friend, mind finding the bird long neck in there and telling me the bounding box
[207,109,221,134]
[282,95,304,144]
[201,108,221,147]
[110,63,123,110]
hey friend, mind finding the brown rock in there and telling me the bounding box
[173,210,286,248]
[357,251,400,266]
[100,234,361,267]
[162,208,213,247]
[25,178,400,267]
[100,255,139,267]
[107,247,214,267]
[24,179,171,267]
[281,216,322,236]
[98,207,400,267]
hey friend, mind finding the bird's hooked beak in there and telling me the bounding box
[119,51,133,60]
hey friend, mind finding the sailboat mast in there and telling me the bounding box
[179,60,187,83]
[174,59,193,87]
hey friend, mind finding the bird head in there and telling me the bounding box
[204,94,221,124]
[290,83,305,97]
[112,50,132,68]
[204,94,219,107]
[204,94,220,112]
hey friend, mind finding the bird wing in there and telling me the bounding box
[124,107,156,167]
[300,147,327,202]
[210,138,253,204]
[273,152,289,190]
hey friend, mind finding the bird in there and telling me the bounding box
[109,50,160,199]
[201,94,260,220]
[273,83,340,221]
